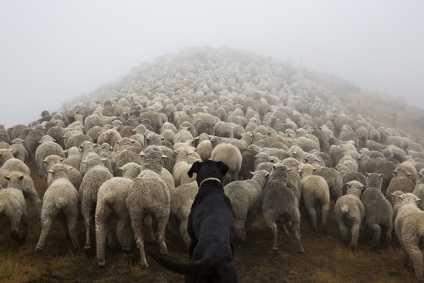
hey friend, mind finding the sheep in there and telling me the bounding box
[79,153,114,250]
[62,146,82,170]
[172,147,201,187]
[211,143,242,185]
[2,172,42,217]
[262,164,304,252]
[35,163,80,252]
[35,135,65,179]
[412,169,424,210]
[342,171,367,195]
[126,145,170,267]
[0,187,28,245]
[313,166,343,202]
[385,175,415,204]
[9,138,29,163]
[361,173,393,249]
[393,193,424,281]
[1,158,31,175]
[168,181,198,247]
[299,163,330,232]
[95,177,133,267]
[224,170,269,242]
[0,148,14,166]
[334,180,365,251]
[195,139,213,162]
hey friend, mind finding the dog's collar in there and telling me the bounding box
[199,177,222,188]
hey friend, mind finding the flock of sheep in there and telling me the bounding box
[1,47,424,281]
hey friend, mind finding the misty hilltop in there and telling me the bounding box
[56,46,423,139]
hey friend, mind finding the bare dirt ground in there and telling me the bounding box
[0,185,417,283]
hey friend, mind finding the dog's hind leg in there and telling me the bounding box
[217,262,239,283]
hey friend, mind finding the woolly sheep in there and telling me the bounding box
[95,177,133,266]
[79,153,114,250]
[35,135,65,179]
[334,180,365,251]
[2,172,42,217]
[262,164,304,252]
[300,164,330,232]
[361,173,393,249]
[393,193,424,281]
[412,169,424,210]
[224,170,269,242]
[211,143,242,185]
[1,158,31,175]
[168,181,198,247]
[126,145,170,267]
[314,166,343,202]
[35,163,80,252]
[0,187,28,244]
[9,138,29,163]
[172,147,201,187]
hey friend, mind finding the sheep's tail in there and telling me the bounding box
[55,196,67,209]
[340,204,349,214]
[148,250,212,275]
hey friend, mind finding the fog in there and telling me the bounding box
[1,0,423,128]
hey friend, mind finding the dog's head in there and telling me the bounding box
[187,160,229,187]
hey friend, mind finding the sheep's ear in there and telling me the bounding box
[139,151,145,157]
[81,160,87,164]
[379,173,384,178]
[4,176,11,181]
[347,183,351,189]
[416,198,421,203]
[249,171,255,176]
[43,159,48,164]
[265,172,270,177]
[187,161,201,177]
[162,154,168,159]
[407,172,412,176]
[287,168,292,172]
[360,184,365,190]
[419,172,423,177]
[118,167,123,171]
[366,172,371,177]
[48,169,54,173]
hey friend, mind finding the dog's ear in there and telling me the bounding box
[188,161,202,178]
[216,161,230,176]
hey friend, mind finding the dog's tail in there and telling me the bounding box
[148,250,212,275]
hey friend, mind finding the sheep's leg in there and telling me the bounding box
[106,226,115,247]
[235,217,247,243]
[294,225,305,253]
[179,219,191,248]
[337,217,349,243]
[283,224,290,236]
[370,224,381,249]
[95,201,111,266]
[271,222,278,250]
[155,215,168,255]
[96,220,107,267]
[20,212,28,244]
[130,210,148,267]
[67,211,80,250]
[116,218,132,252]
[350,223,360,251]
[10,216,22,244]
[321,204,329,233]
[81,199,93,250]
[407,246,423,281]
[307,207,317,230]
[384,226,392,248]
[36,216,53,252]
[144,214,155,242]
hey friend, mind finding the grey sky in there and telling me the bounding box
[1,0,423,128]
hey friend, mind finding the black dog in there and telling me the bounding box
[149,160,238,283]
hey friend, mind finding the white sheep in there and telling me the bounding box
[334,180,365,251]
[224,170,269,242]
[95,177,133,267]
[300,163,330,232]
[35,163,80,252]
[211,143,242,185]
[0,187,28,245]
[79,153,114,250]
[126,145,170,267]
[393,193,424,281]
[262,164,304,252]
[168,181,198,247]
